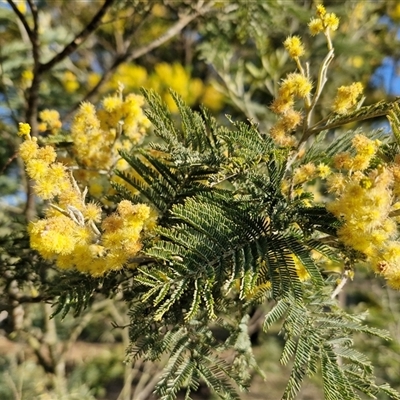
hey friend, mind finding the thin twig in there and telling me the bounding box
[331,269,350,299]
[75,1,215,108]
[0,152,18,175]
[6,1,34,44]
[38,0,116,73]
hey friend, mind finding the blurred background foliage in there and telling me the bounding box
[1,0,400,399]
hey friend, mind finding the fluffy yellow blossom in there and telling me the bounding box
[37,146,57,164]
[280,73,313,99]
[317,163,331,178]
[71,91,149,177]
[391,164,400,196]
[351,154,371,171]
[280,109,303,130]
[309,4,339,35]
[324,13,339,31]
[39,109,60,124]
[352,134,380,156]
[293,163,317,185]
[327,173,346,194]
[102,214,124,232]
[28,216,78,257]
[333,152,352,170]
[270,73,312,144]
[19,138,39,160]
[62,71,79,93]
[18,100,156,277]
[333,134,380,172]
[283,36,305,59]
[34,178,62,200]
[18,122,31,138]
[103,95,123,112]
[269,125,297,147]
[21,70,33,82]
[332,82,363,114]
[308,18,324,35]
[39,109,62,133]
[325,163,400,288]
[270,96,295,115]
[26,159,50,181]
[316,4,326,18]
[57,188,83,211]
[102,251,128,274]
[83,202,102,223]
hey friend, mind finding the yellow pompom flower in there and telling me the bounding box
[37,146,57,164]
[352,134,380,156]
[326,173,346,194]
[280,73,313,99]
[117,200,138,217]
[308,18,324,36]
[102,251,128,274]
[333,152,352,170]
[317,163,331,178]
[28,216,77,257]
[39,109,62,132]
[324,13,339,31]
[283,36,305,59]
[18,122,31,138]
[19,138,39,160]
[21,70,33,82]
[332,82,363,114]
[84,202,102,223]
[103,95,123,112]
[293,163,317,185]
[270,96,295,115]
[351,154,371,171]
[316,4,326,18]
[34,179,59,200]
[102,214,124,232]
[17,90,156,277]
[25,159,50,181]
[280,109,303,130]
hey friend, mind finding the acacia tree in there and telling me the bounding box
[2,1,400,400]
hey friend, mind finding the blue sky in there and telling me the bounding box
[371,56,400,96]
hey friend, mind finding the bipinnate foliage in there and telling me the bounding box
[99,90,400,399]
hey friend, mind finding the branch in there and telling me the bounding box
[127,4,212,62]
[76,1,215,107]
[6,0,34,45]
[306,98,400,137]
[26,0,39,33]
[38,0,116,73]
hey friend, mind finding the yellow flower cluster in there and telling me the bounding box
[293,162,317,185]
[332,82,363,115]
[18,124,68,200]
[62,71,80,93]
[283,36,305,59]
[55,201,152,276]
[18,123,154,276]
[308,4,340,36]
[333,134,380,172]
[69,90,151,199]
[282,162,330,204]
[326,134,400,289]
[269,73,312,146]
[71,92,150,171]
[38,109,62,134]
[107,62,225,113]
